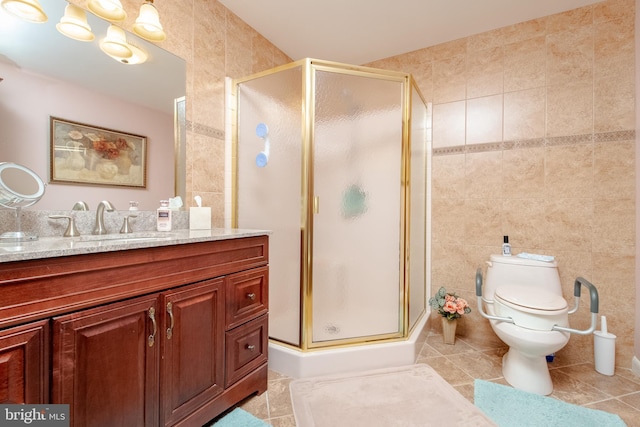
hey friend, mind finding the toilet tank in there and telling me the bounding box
[483,254,562,303]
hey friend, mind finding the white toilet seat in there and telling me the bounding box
[495,285,569,330]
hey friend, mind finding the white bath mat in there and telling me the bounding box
[290,363,496,427]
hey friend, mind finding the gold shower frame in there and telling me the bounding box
[231,58,428,351]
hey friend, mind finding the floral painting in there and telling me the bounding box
[49,117,147,188]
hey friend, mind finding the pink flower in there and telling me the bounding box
[429,287,472,320]
[455,298,468,314]
[443,301,458,314]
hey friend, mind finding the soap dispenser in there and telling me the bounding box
[502,236,511,256]
[157,200,172,231]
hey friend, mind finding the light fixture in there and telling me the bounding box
[88,0,126,22]
[99,24,132,60]
[133,0,166,42]
[0,0,47,23]
[56,3,94,42]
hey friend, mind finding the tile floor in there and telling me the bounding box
[234,330,640,427]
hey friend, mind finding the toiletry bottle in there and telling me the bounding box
[157,200,172,231]
[502,236,511,256]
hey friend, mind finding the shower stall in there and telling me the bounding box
[230,58,430,377]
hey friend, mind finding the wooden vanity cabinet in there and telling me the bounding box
[0,235,269,427]
[52,294,161,427]
[224,267,269,388]
[0,319,49,404]
[160,278,226,427]
[53,278,227,427]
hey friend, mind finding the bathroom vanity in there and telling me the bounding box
[0,230,269,426]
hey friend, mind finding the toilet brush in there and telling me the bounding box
[593,315,616,375]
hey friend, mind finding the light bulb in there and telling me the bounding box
[88,0,126,22]
[0,0,47,23]
[100,25,132,59]
[133,1,166,42]
[56,3,94,42]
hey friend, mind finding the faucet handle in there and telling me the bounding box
[49,215,81,237]
[120,215,138,234]
[72,201,89,211]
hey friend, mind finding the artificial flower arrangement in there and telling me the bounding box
[67,129,131,160]
[92,137,131,160]
[429,287,471,320]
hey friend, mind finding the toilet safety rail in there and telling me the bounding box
[552,277,599,335]
[475,268,599,335]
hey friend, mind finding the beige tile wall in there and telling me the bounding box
[72,0,636,367]
[367,0,636,367]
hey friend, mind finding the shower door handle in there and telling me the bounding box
[313,196,320,214]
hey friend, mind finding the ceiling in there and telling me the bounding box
[219,0,604,65]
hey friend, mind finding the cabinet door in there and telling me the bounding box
[52,294,160,427]
[161,278,225,427]
[0,320,49,404]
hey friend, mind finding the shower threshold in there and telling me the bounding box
[268,313,428,378]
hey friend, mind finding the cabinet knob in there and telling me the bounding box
[247,293,256,300]
[246,344,255,352]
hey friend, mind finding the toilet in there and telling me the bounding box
[480,254,570,395]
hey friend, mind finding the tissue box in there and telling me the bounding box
[189,207,211,230]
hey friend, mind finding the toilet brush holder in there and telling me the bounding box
[593,316,616,376]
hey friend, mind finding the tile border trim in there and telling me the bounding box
[433,130,636,156]
[182,127,636,149]
[187,120,225,140]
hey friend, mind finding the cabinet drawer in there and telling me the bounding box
[225,267,268,330]
[225,315,268,387]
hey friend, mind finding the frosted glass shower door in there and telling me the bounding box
[235,66,303,346]
[408,86,428,329]
[310,69,404,344]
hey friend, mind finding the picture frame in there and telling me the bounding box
[49,117,147,188]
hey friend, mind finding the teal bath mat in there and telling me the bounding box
[208,408,270,427]
[474,379,627,427]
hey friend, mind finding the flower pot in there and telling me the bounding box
[442,317,457,345]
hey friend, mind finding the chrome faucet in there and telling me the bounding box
[93,201,115,235]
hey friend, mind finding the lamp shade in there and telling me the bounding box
[133,2,166,42]
[88,0,126,22]
[99,24,132,59]
[0,0,47,23]
[56,4,94,42]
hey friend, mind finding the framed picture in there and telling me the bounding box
[49,117,147,188]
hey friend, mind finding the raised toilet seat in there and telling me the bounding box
[494,285,569,330]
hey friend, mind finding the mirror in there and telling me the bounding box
[0,0,186,210]
[0,162,45,241]
[0,162,45,208]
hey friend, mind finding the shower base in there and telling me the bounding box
[268,313,428,378]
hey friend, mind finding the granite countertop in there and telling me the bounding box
[0,228,270,263]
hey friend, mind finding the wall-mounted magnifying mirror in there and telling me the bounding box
[0,162,46,241]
